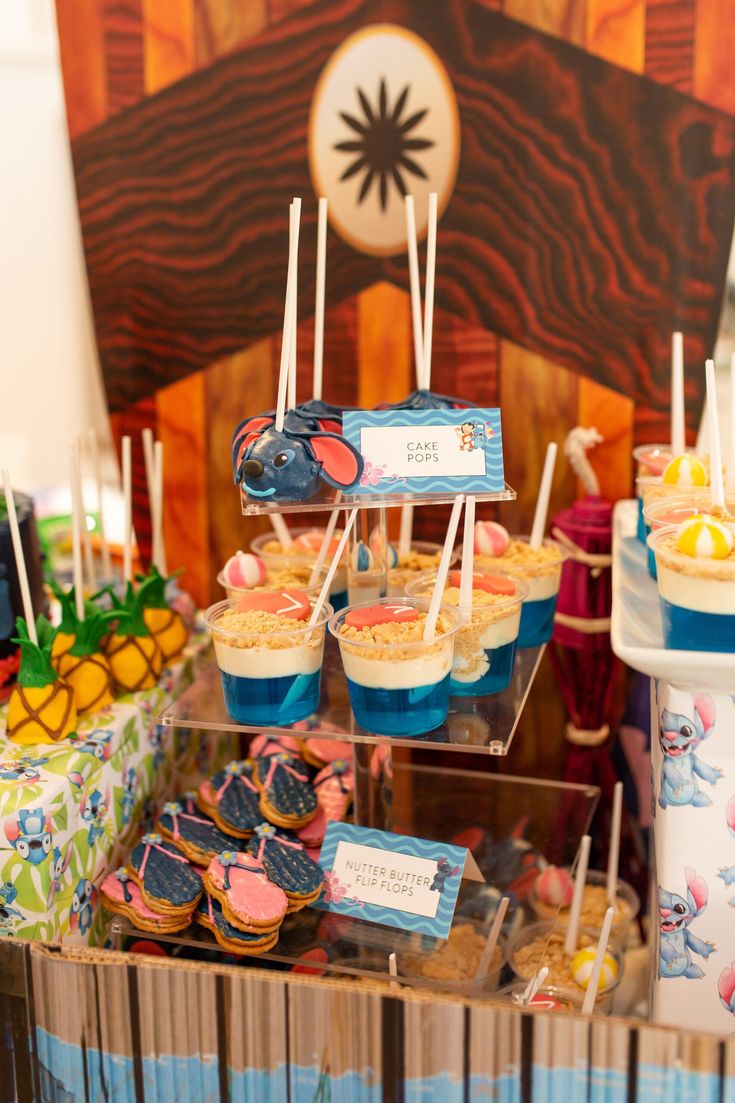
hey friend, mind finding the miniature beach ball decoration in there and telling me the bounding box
[222,551,267,589]
[570,946,619,991]
[662,453,708,487]
[308,25,460,256]
[474,521,510,557]
[535,865,574,908]
[675,515,734,559]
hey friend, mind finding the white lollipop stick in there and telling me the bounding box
[398,503,414,559]
[404,195,424,389]
[474,895,509,982]
[389,952,399,990]
[154,440,167,575]
[313,197,327,402]
[274,199,301,432]
[309,507,358,627]
[88,428,112,582]
[459,496,476,624]
[121,435,133,585]
[530,442,558,549]
[76,436,96,593]
[70,444,85,620]
[422,192,438,390]
[423,495,465,641]
[308,498,342,586]
[2,469,37,644]
[581,907,615,1015]
[288,202,298,412]
[706,359,725,510]
[671,332,685,456]
[564,834,591,957]
[270,513,293,549]
[141,428,157,568]
[607,781,623,906]
[723,355,728,494]
[521,966,549,1006]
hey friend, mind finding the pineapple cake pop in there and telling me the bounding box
[8,618,77,744]
[104,578,162,692]
[51,591,117,713]
[136,565,189,665]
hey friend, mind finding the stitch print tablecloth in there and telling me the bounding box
[0,633,223,946]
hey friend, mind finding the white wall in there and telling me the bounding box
[0,0,116,505]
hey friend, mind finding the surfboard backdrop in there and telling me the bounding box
[55,0,735,609]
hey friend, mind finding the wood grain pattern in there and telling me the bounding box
[577,378,634,502]
[55,0,109,139]
[644,0,695,92]
[194,0,268,65]
[101,0,145,115]
[585,0,645,71]
[693,0,735,114]
[109,397,156,568]
[502,0,586,45]
[357,282,412,409]
[70,0,735,437]
[142,0,196,93]
[156,373,210,606]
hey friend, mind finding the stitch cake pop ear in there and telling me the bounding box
[310,433,363,490]
[315,418,342,435]
[693,694,716,736]
[231,416,275,481]
[686,866,708,916]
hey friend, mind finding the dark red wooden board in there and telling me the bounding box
[72,0,735,431]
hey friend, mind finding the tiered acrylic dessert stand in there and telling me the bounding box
[612,499,733,1034]
[121,487,600,989]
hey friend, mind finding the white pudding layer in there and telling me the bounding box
[214,638,324,679]
[657,565,735,615]
[339,644,453,690]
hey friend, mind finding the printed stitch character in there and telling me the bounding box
[658,694,721,809]
[0,882,21,935]
[71,730,113,763]
[121,767,136,826]
[70,879,96,936]
[430,857,460,894]
[716,795,735,904]
[46,844,72,909]
[0,755,48,785]
[658,867,715,979]
[718,962,735,1016]
[81,786,110,847]
[4,807,52,865]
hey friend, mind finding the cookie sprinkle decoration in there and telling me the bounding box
[676,515,734,559]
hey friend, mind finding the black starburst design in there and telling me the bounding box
[333,78,434,212]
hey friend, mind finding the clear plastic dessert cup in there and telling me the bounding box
[642,494,735,579]
[251,528,348,611]
[406,569,528,696]
[648,525,735,652]
[529,869,640,949]
[217,566,327,603]
[509,920,623,1015]
[386,540,457,597]
[329,597,461,737]
[399,928,507,995]
[632,443,672,542]
[497,981,583,1013]
[472,536,567,649]
[204,597,332,726]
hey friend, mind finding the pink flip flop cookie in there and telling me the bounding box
[100,868,193,933]
[297,757,354,847]
[204,850,287,933]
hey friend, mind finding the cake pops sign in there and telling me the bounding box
[343,408,504,495]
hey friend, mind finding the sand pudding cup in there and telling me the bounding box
[474,537,567,649]
[509,920,623,1014]
[529,868,640,949]
[643,494,735,580]
[330,597,461,737]
[406,570,528,696]
[217,565,327,603]
[632,443,672,542]
[648,526,735,652]
[251,528,348,611]
[204,597,332,726]
[386,540,456,597]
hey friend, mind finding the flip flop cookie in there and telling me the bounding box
[296,758,355,847]
[195,893,279,955]
[300,737,349,768]
[203,850,287,933]
[128,832,203,917]
[247,823,324,912]
[198,760,261,838]
[101,868,192,933]
[253,753,317,829]
[249,733,302,758]
[157,800,243,865]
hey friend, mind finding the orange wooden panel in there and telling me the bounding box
[194,0,267,65]
[498,340,579,532]
[693,0,735,114]
[577,377,634,501]
[502,0,586,46]
[356,282,412,409]
[155,372,210,607]
[55,0,109,137]
[585,0,645,71]
[204,337,275,604]
[142,0,195,93]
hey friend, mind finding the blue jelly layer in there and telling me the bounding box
[329,588,348,612]
[647,544,658,580]
[346,676,450,736]
[660,598,735,653]
[636,495,646,543]
[220,669,321,725]
[517,595,558,648]
[450,640,517,697]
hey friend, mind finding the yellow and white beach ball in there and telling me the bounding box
[676,515,734,559]
[570,947,619,991]
[662,453,708,487]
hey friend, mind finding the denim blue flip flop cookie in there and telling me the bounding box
[128,833,203,916]
[195,893,279,954]
[253,753,317,829]
[247,823,324,911]
[198,760,262,838]
[157,800,244,865]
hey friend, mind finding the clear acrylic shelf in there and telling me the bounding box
[109,763,599,987]
[240,484,516,515]
[160,640,545,756]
